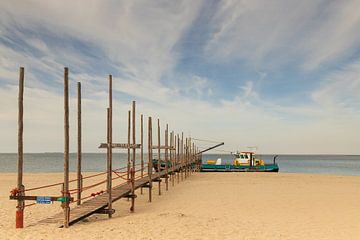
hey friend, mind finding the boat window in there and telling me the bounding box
[240,155,244,159]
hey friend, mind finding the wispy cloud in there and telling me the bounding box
[0,0,359,154]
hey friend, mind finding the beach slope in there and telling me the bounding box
[0,172,359,240]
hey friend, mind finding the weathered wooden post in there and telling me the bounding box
[165,124,169,191]
[106,108,112,217]
[77,82,82,205]
[63,67,70,228]
[177,134,180,184]
[16,67,25,229]
[127,110,131,181]
[140,114,144,194]
[185,138,188,179]
[157,119,161,195]
[192,144,194,172]
[107,75,113,218]
[148,117,153,202]
[169,131,172,185]
[171,131,175,187]
[181,133,184,181]
[130,101,136,212]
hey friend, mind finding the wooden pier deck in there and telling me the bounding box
[39,167,182,227]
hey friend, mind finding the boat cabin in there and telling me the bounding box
[233,151,256,166]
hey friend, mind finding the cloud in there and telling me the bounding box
[312,60,360,114]
[0,0,360,154]
[204,0,360,71]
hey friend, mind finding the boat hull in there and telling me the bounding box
[200,163,279,172]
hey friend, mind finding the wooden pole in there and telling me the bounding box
[181,132,184,181]
[187,138,190,176]
[106,108,112,218]
[130,101,136,212]
[140,114,144,195]
[171,131,175,187]
[148,117,153,202]
[177,134,180,184]
[169,131,172,185]
[63,67,70,228]
[157,119,161,195]
[127,110,131,181]
[77,82,82,205]
[191,142,193,173]
[107,74,113,218]
[184,138,187,179]
[165,124,169,191]
[16,67,25,229]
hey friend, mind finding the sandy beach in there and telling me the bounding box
[1,172,359,240]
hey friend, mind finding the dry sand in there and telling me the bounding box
[0,172,359,240]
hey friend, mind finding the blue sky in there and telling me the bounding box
[0,0,359,154]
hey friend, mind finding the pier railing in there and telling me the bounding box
[9,67,202,228]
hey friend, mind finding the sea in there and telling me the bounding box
[0,153,360,176]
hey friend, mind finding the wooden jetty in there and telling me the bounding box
[9,67,203,228]
[39,168,188,227]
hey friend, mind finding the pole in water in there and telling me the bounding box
[16,67,25,229]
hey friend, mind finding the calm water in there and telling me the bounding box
[0,153,360,176]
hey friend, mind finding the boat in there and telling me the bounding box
[201,151,279,172]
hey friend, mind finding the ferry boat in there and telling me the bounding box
[201,151,279,172]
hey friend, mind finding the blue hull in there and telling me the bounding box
[201,163,279,172]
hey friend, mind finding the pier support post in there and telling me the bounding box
[157,119,161,195]
[130,101,136,212]
[63,67,70,228]
[77,82,82,205]
[177,134,180,184]
[171,132,175,187]
[127,111,131,181]
[165,124,169,191]
[107,75,113,218]
[16,67,25,229]
[181,133,184,181]
[140,114,144,195]
[148,117,153,202]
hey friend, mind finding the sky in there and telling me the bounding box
[0,0,359,154]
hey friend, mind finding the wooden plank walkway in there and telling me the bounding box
[39,166,183,227]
